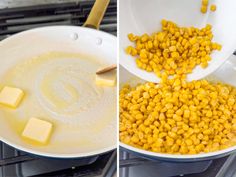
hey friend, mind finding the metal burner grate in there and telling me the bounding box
[0,142,116,177]
[119,149,235,177]
[0,0,117,40]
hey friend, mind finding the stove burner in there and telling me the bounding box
[119,150,236,177]
[0,0,117,40]
[0,143,116,177]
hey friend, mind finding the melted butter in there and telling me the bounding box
[0,111,45,146]
[40,69,80,110]
[2,112,25,134]
[91,105,116,133]
[0,51,116,148]
[63,82,79,101]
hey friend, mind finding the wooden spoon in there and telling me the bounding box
[96,64,117,74]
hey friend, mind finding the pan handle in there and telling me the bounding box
[83,0,110,29]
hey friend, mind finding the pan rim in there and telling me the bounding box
[0,26,117,158]
[120,142,236,160]
[0,25,117,44]
[1,136,116,158]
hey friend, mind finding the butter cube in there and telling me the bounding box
[22,117,53,144]
[95,70,116,86]
[0,86,24,108]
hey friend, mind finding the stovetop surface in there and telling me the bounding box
[0,142,116,177]
[0,0,117,40]
[120,149,236,177]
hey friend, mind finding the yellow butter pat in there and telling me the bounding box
[95,70,116,86]
[22,117,53,144]
[0,86,24,108]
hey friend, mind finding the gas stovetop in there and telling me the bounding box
[0,142,116,177]
[0,0,117,40]
[120,149,236,177]
[0,1,117,177]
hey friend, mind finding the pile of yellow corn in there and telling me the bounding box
[120,2,236,155]
[120,78,236,154]
[126,20,221,78]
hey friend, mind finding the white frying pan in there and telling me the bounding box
[119,0,236,83]
[0,0,117,158]
[120,54,236,161]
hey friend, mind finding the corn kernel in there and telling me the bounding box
[202,0,208,6]
[201,6,207,14]
[210,4,216,12]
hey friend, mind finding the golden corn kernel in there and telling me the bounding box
[201,5,207,14]
[210,4,216,12]
[202,0,209,6]
[201,62,208,68]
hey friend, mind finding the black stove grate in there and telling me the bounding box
[0,1,117,177]
[32,151,117,177]
[119,149,236,177]
[0,0,117,40]
[0,142,116,177]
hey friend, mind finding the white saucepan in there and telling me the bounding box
[120,54,236,162]
[0,0,117,158]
